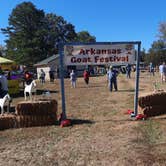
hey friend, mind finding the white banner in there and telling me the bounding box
[64,44,135,66]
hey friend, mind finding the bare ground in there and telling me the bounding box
[0,72,166,166]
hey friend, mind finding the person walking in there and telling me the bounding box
[24,70,33,85]
[149,62,155,76]
[108,66,118,92]
[159,62,166,83]
[0,69,8,98]
[39,69,46,84]
[106,67,110,87]
[70,70,77,88]
[49,69,55,83]
[83,70,89,85]
[126,63,132,78]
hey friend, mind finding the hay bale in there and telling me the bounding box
[16,99,57,118]
[16,115,56,128]
[0,99,58,130]
[0,114,17,130]
[143,105,166,117]
[37,99,58,114]
[138,92,166,108]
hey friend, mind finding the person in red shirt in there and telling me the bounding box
[83,70,89,85]
[24,71,33,85]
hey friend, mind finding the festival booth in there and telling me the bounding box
[0,57,20,95]
[0,57,15,70]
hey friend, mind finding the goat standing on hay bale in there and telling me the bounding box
[24,80,37,100]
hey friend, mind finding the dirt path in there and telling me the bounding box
[0,72,166,166]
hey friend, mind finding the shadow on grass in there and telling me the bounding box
[36,89,59,95]
[78,85,104,88]
[71,119,95,125]
[117,88,144,92]
[52,119,95,126]
[96,118,137,123]
[150,116,166,121]
[114,89,135,92]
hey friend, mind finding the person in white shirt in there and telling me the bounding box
[0,70,8,98]
[107,66,118,92]
[159,62,166,83]
[70,70,77,88]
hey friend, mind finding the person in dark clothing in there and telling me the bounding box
[49,69,55,82]
[149,62,155,76]
[0,70,8,98]
[107,66,118,92]
[126,63,132,78]
[39,69,46,84]
[7,71,11,80]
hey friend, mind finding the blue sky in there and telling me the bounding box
[0,0,166,51]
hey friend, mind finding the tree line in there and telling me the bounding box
[141,22,166,66]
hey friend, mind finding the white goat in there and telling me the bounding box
[0,94,11,115]
[24,80,37,100]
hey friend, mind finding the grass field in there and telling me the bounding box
[0,71,166,166]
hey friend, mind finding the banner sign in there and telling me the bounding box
[64,44,135,66]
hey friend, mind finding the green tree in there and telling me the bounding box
[75,31,96,43]
[140,48,146,63]
[1,2,46,66]
[0,45,6,57]
[44,13,77,56]
[147,22,166,65]
[158,22,166,41]
[147,40,166,65]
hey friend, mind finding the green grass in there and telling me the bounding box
[135,119,162,146]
